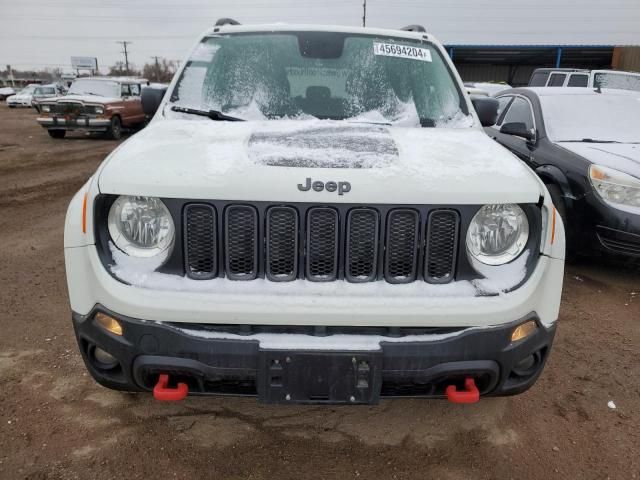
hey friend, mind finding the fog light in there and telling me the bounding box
[511,320,537,342]
[514,354,536,372]
[93,347,117,366]
[95,312,123,336]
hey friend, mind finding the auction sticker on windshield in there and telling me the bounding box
[373,42,432,62]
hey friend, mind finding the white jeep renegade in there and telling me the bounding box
[64,20,565,404]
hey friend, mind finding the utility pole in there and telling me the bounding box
[151,56,161,82]
[116,41,132,74]
[362,0,367,27]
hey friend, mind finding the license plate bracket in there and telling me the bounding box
[257,350,383,404]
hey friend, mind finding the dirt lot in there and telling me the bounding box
[0,104,638,480]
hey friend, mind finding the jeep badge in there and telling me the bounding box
[297,178,351,195]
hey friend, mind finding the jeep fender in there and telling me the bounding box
[64,177,98,248]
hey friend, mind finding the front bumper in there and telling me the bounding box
[582,192,640,258]
[7,99,31,107]
[37,116,111,131]
[74,306,556,404]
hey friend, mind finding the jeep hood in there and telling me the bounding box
[98,119,543,204]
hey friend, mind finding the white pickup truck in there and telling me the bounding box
[64,20,565,405]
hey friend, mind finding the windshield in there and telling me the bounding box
[20,85,36,94]
[35,87,55,95]
[69,79,119,98]
[593,72,640,92]
[170,32,469,127]
[541,93,640,143]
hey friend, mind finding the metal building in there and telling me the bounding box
[368,0,640,85]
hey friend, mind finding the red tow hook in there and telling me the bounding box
[153,374,188,401]
[445,377,480,404]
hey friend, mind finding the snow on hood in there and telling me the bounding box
[98,118,542,204]
[558,142,640,179]
[248,124,398,168]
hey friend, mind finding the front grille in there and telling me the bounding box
[306,208,339,281]
[53,102,85,115]
[384,209,419,283]
[225,206,258,280]
[266,207,298,281]
[425,210,459,283]
[183,203,461,284]
[184,204,217,279]
[599,235,640,256]
[346,209,379,282]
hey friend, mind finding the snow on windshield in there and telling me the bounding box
[541,93,640,143]
[171,32,471,127]
[69,80,119,98]
[594,72,640,92]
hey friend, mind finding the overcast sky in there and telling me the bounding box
[2,0,639,72]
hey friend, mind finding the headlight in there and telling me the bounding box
[41,104,51,112]
[94,106,104,115]
[107,196,175,259]
[589,164,640,209]
[466,204,529,265]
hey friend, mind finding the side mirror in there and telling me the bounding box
[470,96,499,126]
[141,87,168,117]
[500,122,535,141]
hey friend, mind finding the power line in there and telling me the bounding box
[362,0,367,27]
[116,40,132,73]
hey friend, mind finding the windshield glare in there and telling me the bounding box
[541,94,640,143]
[69,80,119,98]
[170,32,469,127]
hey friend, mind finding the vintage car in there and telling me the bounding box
[31,83,68,112]
[36,77,147,139]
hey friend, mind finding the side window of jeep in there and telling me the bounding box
[121,84,131,97]
[130,84,141,96]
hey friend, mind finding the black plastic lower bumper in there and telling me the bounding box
[72,306,556,404]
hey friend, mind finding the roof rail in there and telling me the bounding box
[215,18,241,27]
[400,24,426,33]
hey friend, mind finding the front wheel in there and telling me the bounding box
[48,129,66,139]
[105,116,122,140]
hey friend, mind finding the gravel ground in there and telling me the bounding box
[0,104,638,480]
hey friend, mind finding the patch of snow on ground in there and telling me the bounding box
[607,400,616,409]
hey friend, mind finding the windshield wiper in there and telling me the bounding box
[171,105,245,122]
[560,138,622,144]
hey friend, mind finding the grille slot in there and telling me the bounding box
[306,207,339,281]
[425,210,459,283]
[345,208,379,282]
[266,207,299,281]
[384,209,419,283]
[184,204,217,279]
[224,205,258,280]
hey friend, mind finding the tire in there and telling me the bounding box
[546,183,576,262]
[105,116,122,140]
[48,129,66,139]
